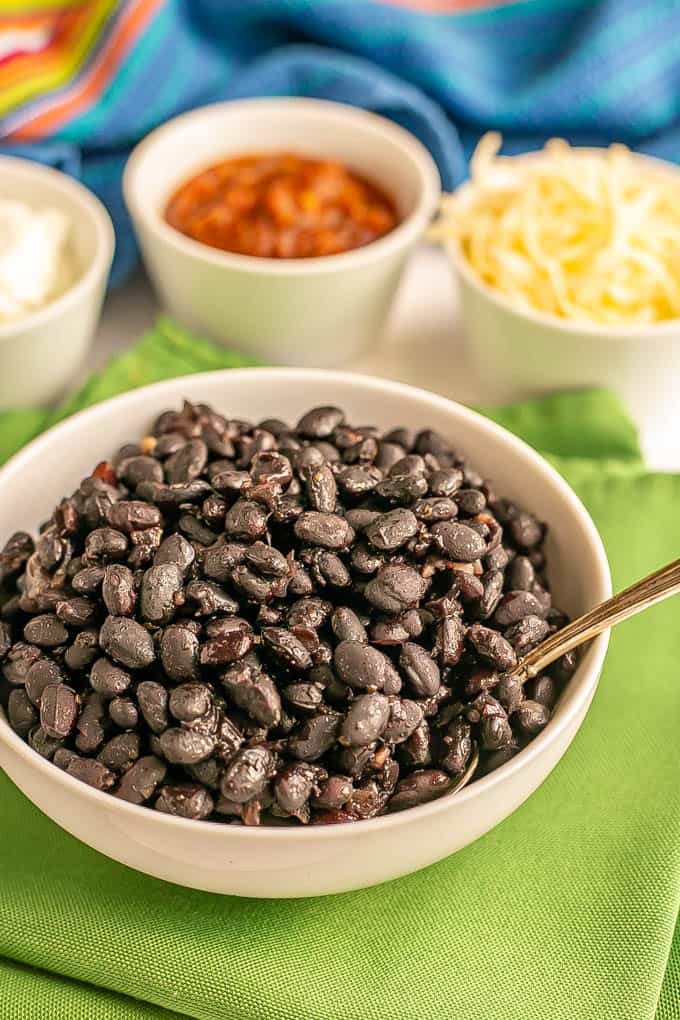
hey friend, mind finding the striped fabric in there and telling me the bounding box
[2,0,680,283]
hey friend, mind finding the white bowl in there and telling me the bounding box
[0,156,114,408]
[0,369,611,898]
[123,98,440,366]
[445,150,680,428]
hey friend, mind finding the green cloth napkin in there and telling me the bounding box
[1,317,679,1020]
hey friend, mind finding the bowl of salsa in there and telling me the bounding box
[123,98,440,365]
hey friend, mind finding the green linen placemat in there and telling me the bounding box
[0,316,679,1020]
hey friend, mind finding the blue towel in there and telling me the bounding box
[3,0,680,284]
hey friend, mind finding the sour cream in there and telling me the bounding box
[0,199,74,323]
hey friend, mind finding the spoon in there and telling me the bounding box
[451,556,680,794]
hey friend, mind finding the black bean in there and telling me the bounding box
[296,405,345,438]
[101,564,137,616]
[428,468,463,497]
[282,681,325,714]
[220,746,278,803]
[389,769,450,811]
[274,762,325,819]
[481,715,514,750]
[67,757,116,790]
[528,675,558,709]
[505,615,551,652]
[25,657,64,706]
[84,527,128,563]
[261,627,312,671]
[185,580,238,616]
[75,692,105,753]
[334,641,390,691]
[337,465,383,497]
[345,508,380,531]
[431,521,486,562]
[364,563,428,615]
[55,597,97,628]
[287,597,332,630]
[494,674,525,714]
[137,680,169,734]
[312,774,353,810]
[375,474,428,504]
[288,712,342,762]
[383,697,424,745]
[0,531,34,584]
[244,542,289,578]
[72,566,105,595]
[164,439,208,484]
[169,682,211,722]
[155,783,214,820]
[509,511,544,549]
[365,509,418,552]
[434,615,466,667]
[99,616,155,669]
[224,500,269,541]
[115,756,167,803]
[118,454,164,488]
[137,479,211,504]
[468,623,517,672]
[516,700,551,734]
[154,534,196,576]
[494,591,545,627]
[340,693,390,747]
[106,501,162,534]
[159,727,215,765]
[331,607,368,644]
[507,556,535,591]
[221,663,281,726]
[441,718,472,775]
[350,541,384,575]
[300,463,336,514]
[157,624,198,681]
[7,688,38,736]
[200,625,253,667]
[139,564,183,625]
[109,696,139,729]
[23,614,68,649]
[90,657,131,698]
[477,569,504,619]
[294,512,354,550]
[98,731,141,770]
[399,642,441,697]
[456,489,486,515]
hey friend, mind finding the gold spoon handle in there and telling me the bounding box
[510,557,680,682]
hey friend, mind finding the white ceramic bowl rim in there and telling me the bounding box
[0,368,611,842]
[446,147,680,337]
[122,97,441,276]
[0,156,115,343]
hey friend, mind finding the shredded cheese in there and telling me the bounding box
[430,133,680,324]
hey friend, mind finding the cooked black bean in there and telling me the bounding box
[509,511,543,549]
[137,479,211,504]
[137,680,169,734]
[109,696,139,729]
[118,454,164,488]
[312,774,353,810]
[456,488,486,515]
[139,564,183,625]
[441,718,472,775]
[244,542,289,578]
[72,566,105,595]
[507,555,535,591]
[23,614,68,649]
[350,541,384,575]
[101,564,136,616]
[399,642,441,697]
[468,623,517,672]
[431,521,486,562]
[115,755,167,803]
[90,657,131,698]
[365,563,428,614]
[287,597,332,630]
[99,616,155,669]
[221,663,281,727]
[169,682,211,722]
[220,746,278,803]
[494,590,545,627]
[331,607,368,644]
[98,731,141,770]
[389,769,450,811]
[261,627,312,671]
[154,534,195,576]
[297,405,344,438]
[494,674,525,714]
[337,465,383,497]
[375,473,428,504]
[434,615,466,667]
[527,675,558,709]
[288,711,342,762]
[274,762,326,819]
[106,500,162,534]
[365,508,418,552]
[303,463,337,513]
[25,657,64,706]
[515,699,551,734]
[67,756,116,790]
[481,715,514,750]
[383,698,423,744]
[505,615,551,652]
[185,580,239,616]
[155,783,214,819]
[200,624,254,666]
[159,624,200,681]
[334,640,391,691]
[55,597,97,628]
[8,688,38,736]
[224,500,269,541]
[84,527,128,563]
[159,727,215,765]
[164,439,208,484]
[294,512,354,550]
[282,681,325,714]
[73,692,105,753]
[340,693,390,747]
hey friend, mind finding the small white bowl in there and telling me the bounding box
[0,369,610,897]
[0,157,114,408]
[445,150,680,427]
[123,98,440,366]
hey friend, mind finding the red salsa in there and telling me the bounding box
[164,152,399,259]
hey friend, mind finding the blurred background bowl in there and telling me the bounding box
[0,369,610,897]
[0,156,114,409]
[123,98,441,367]
[444,149,680,429]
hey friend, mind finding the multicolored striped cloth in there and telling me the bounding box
[2,0,680,283]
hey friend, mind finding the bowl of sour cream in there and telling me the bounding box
[0,157,114,408]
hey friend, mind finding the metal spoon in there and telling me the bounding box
[450,556,680,794]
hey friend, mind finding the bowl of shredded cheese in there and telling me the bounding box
[0,157,114,409]
[430,134,680,424]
